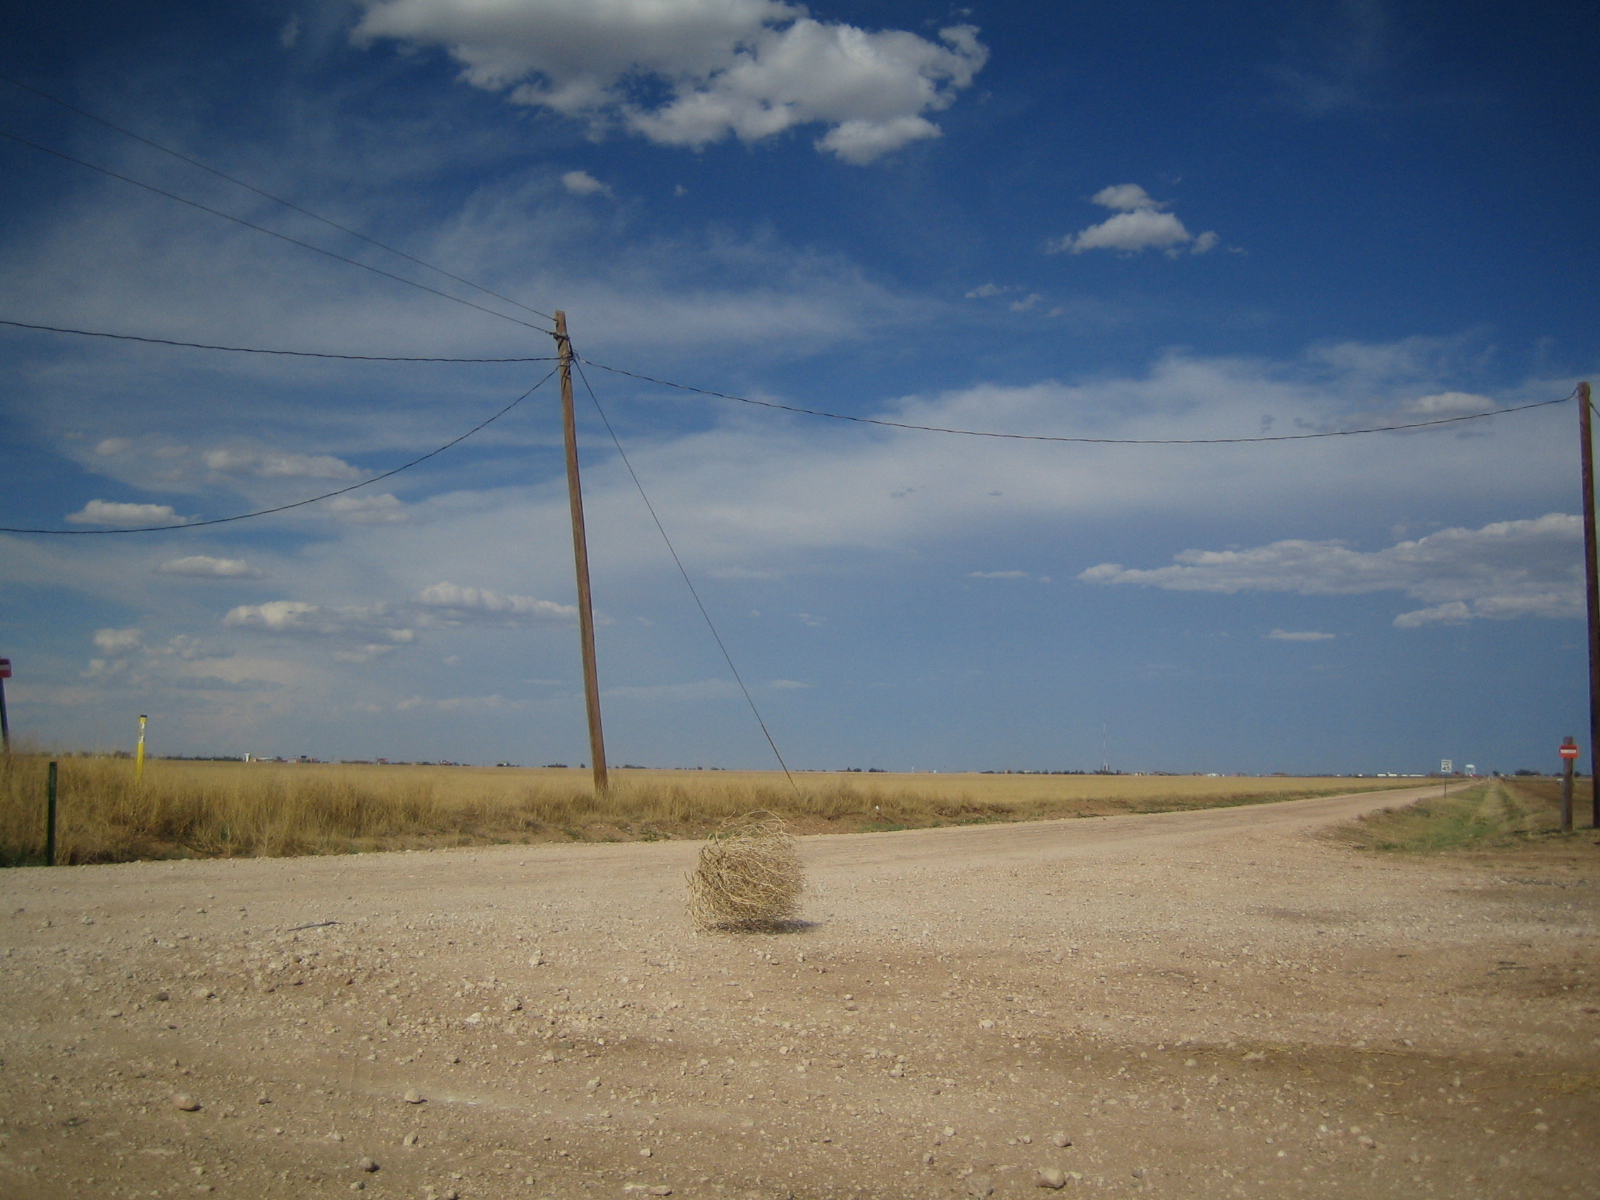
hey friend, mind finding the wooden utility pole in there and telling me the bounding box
[555,311,608,794]
[1561,737,1577,833]
[1580,382,1598,827]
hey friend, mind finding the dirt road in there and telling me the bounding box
[2,784,1596,1199]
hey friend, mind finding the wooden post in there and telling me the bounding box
[555,311,608,795]
[46,760,57,867]
[1561,737,1576,833]
[1580,382,1599,827]
[135,714,147,784]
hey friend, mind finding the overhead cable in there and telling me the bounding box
[0,73,556,325]
[573,356,800,793]
[0,368,558,535]
[0,129,554,337]
[581,358,1577,445]
[0,318,554,363]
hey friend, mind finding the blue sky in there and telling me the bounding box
[1,0,1596,774]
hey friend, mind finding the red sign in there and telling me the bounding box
[0,659,10,679]
[1560,744,1580,759]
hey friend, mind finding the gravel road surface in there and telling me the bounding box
[2,783,1596,1199]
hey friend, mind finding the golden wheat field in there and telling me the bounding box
[0,754,1422,865]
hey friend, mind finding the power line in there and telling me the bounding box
[581,358,1578,445]
[0,128,554,337]
[0,318,554,363]
[0,367,558,535]
[573,356,800,793]
[0,73,557,325]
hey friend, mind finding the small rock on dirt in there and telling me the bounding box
[404,1088,425,1104]
[356,1156,379,1172]
[1050,1131,1071,1148]
[967,1175,994,1197]
[172,1093,201,1112]
[1035,1169,1067,1189]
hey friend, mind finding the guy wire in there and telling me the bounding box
[573,357,801,794]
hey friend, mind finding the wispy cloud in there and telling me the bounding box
[1266,628,1336,641]
[1081,514,1582,628]
[1269,0,1393,115]
[155,555,264,579]
[416,581,576,624]
[560,170,611,197]
[203,449,362,479]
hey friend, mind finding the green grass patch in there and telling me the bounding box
[1337,780,1569,853]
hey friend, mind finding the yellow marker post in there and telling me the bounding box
[135,714,148,784]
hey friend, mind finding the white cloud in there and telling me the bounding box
[93,627,143,653]
[1091,183,1163,212]
[416,581,576,623]
[322,494,407,522]
[1266,628,1336,641]
[1050,184,1218,256]
[768,678,811,689]
[155,555,264,579]
[223,600,415,644]
[1402,391,1495,416]
[222,600,322,633]
[965,283,1009,299]
[968,570,1031,580]
[561,170,611,197]
[1391,602,1471,628]
[603,679,744,702]
[334,644,401,663]
[203,449,362,479]
[94,438,132,456]
[353,1,987,163]
[1081,514,1582,628]
[66,500,187,527]
[815,115,940,165]
[434,694,520,713]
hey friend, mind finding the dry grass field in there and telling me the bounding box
[0,754,1420,865]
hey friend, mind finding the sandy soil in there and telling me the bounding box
[1,784,1596,1200]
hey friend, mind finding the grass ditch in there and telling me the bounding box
[0,755,1418,866]
[1331,776,1587,854]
